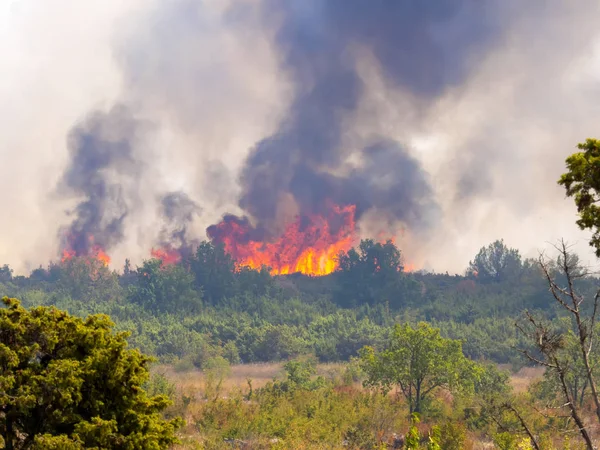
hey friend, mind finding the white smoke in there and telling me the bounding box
[1,0,599,274]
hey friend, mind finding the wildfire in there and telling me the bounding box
[208,204,357,276]
[61,249,76,262]
[151,247,181,266]
[61,246,111,266]
[377,234,416,272]
[94,248,110,265]
[404,262,416,273]
[61,234,111,266]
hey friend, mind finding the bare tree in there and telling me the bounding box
[515,240,600,449]
[516,312,595,449]
[540,241,600,424]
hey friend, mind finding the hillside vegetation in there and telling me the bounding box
[4,139,600,448]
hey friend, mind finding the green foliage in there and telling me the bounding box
[264,357,328,394]
[467,363,513,430]
[427,425,441,450]
[2,201,599,448]
[190,241,236,304]
[360,323,479,414]
[559,138,600,256]
[129,259,200,313]
[493,433,536,450]
[342,357,365,385]
[467,239,523,282]
[335,239,418,308]
[344,424,379,450]
[144,372,177,399]
[56,256,121,302]
[531,327,600,409]
[203,355,232,381]
[0,297,181,449]
[439,422,467,450]
[284,357,317,387]
[174,356,196,373]
[202,356,231,401]
[0,265,13,283]
[0,236,584,370]
[222,340,241,364]
[194,380,405,449]
[435,318,528,364]
[1,237,592,371]
[494,432,518,450]
[475,363,511,399]
[405,413,421,449]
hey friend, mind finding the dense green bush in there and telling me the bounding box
[1,239,584,366]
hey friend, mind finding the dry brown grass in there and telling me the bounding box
[509,366,545,393]
[156,362,545,397]
[155,362,284,395]
[154,362,353,396]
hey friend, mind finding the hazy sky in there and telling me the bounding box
[1,0,600,274]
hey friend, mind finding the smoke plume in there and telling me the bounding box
[237,0,506,234]
[3,0,600,273]
[59,106,141,257]
[156,191,201,258]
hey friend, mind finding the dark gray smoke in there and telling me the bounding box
[157,191,201,256]
[236,0,503,233]
[59,105,141,257]
[281,140,438,226]
[23,0,596,274]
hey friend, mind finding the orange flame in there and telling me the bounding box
[151,247,181,266]
[94,247,111,266]
[61,234,111,266]
[404,262,416,273]
[209,204,357,276]
[61,249,76,262]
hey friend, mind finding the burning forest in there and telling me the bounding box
[52,1,503,276]
[61,233,111,266]
[207,204,357,276]
[58,106,139,268]
[2,0,599,277]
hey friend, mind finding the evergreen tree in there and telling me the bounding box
[0,297,181,449]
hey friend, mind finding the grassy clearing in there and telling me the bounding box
[157,362,542,397]
[154,362,546,449]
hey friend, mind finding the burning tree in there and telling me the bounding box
[207,204,356,276]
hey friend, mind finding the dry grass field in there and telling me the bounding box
[157,362,545,397]
[156,362,286,395]
[158,363,548,449]
[508,366,545,393]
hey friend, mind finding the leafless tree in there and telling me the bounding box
[516,312,594,449]
[540,241,600,424]
[515,240,600,449]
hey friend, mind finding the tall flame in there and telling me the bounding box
[208,204,357,276]
[93,247,111,266]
